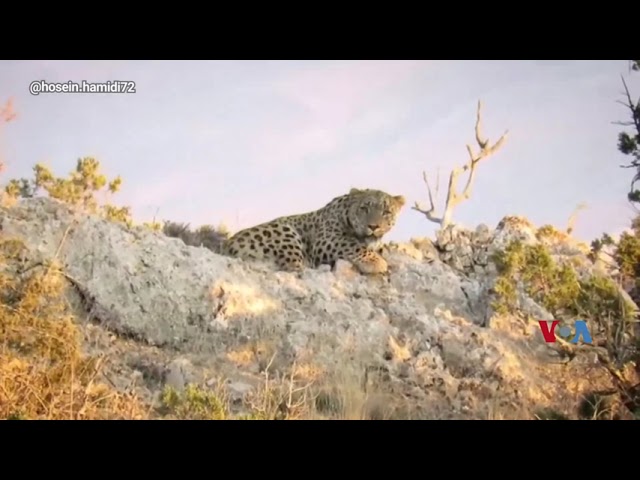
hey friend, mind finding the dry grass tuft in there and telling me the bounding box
[0,236,149,420]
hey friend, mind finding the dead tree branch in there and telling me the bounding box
[412,100,509,229]
[0,98,17,174]
[618,75,640,135]
[0,98,17,124]
[566,202,588,235]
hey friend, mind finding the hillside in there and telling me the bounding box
[1,196,638,420]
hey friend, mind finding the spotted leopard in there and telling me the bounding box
[221,188,405,274]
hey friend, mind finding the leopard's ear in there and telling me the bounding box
[349,188,362,195]
[393,195,406,207]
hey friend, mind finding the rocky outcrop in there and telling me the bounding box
[1,198,636,419]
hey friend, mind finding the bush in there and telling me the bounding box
[159,384,228,420]
[492,239,638,368]
[591,215,640,305]
[162,221,230,253]
[492,241,581,316]
[4,158,133,227]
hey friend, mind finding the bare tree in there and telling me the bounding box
[412,100,509,229]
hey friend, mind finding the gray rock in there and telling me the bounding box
[2,197,637,419]
[164,358,195,391]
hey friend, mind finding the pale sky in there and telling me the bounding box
[0,60,637,243]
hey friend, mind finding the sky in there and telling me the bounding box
[0,60,638,244]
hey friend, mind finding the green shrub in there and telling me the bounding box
[159,384,228,420]
[492,239,637,366]
[4,158,133,227]
[492,240,580,316]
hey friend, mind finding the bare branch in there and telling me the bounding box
[0,98,18,174]
[566,202,588,235]
[0,98,17,123]
[615,100,631,108]
[612,120,635,126]
[412,170,444,223]
[620,76,640,133]
[414,100,509,228]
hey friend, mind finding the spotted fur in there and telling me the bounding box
[221,188,405,274]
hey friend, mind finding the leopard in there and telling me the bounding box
[220,188,406,274]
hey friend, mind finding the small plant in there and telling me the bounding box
[5,178,35,199]
[4,158,133,227]
[142,221,163,232]
[536,224,571,243]
[536,224,560,238]
[157,373,313,420]
[159,384,228,420]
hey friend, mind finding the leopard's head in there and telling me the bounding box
[345,188,405,240]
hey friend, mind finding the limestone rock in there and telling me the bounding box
[1,197,637,420]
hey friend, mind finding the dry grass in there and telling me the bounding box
[0,240,399,421]
[0,101,149,419]
[0,231,402,420]
[0,237,149,420]
[156,355,415,420]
